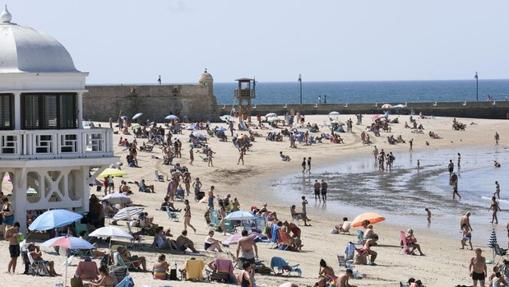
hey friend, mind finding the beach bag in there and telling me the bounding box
[169,267,178,280]
[255,263,272,275]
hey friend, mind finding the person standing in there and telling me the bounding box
[495,132,500,145]
[373,146,379,164]
[409,139,413,151]
[490,197,501,224]
[313,180,321,202]
[301,158,307,173]
[207,186,215,210]
[183,200,196,233]
[448,160,454,176]
[494,181,501,199]
[189,148,194,165]
[6,222,20,274]
[301,196,311,222]
[425,208,431,225]
[451,172,461,200]
[457,153,462,171]
[237,148,245,165]
[320,179,328,202]
[307,157,312,173]
[469,248,487,287]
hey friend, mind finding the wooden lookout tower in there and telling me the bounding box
[234,78,256,122]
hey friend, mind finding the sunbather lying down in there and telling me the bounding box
[280,151,291,161]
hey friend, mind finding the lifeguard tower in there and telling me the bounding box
[234,78,256,122]
[0,7,116,231]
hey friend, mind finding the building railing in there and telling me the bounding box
[234,89,256,99]
[0,128,114,160]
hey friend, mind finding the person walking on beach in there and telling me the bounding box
[373,146,379,164]
[451,172,461,200]
[495,132,500,145]
[495,181,501,199]
[237,148,245,165]
[457,153,462,170]
[469,248,487,287]
[6,222,20,274]
[301,158,306,173]
[460,212,473,233]
[183,199,196,233]
[320,179,328,202]
[409,138,413,151]
[307,157,312,173]
[314,180,321,202]
[207,148,215,167]
[425,208,431,225]
[448,160,454,176]
[490,196,501,224]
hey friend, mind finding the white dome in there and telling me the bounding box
[199,69,213,86]
[0,6,79,74]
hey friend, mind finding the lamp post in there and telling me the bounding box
[298,74,303,105]
[474,72,479,102]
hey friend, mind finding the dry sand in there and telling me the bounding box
[1,114,508,287]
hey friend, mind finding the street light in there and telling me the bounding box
[474,72,479,102]
[298,74,303,105]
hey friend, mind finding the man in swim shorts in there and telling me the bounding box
[469,248,487,287]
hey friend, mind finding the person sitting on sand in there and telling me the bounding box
[334,217,351,234]
[491,271,508,287]
[176,230,199,253]
[204,230,223,252]
[115,246,147,271]
[405,229,425,256]
[315,259,337,287]
[363,225,377,242]
[336,269,357,287]
[85,265,113,287]
[75,256,99,281]
[279,151,291,161]
[152,254,170,280]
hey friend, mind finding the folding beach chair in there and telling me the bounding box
[114,275,134,287]
[27,251,50,276]
[165,206,179,222]
[270,256,302,277]
[400,231,411,255]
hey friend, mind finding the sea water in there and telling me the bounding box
[214,80,509,104]
[272,146,509,244]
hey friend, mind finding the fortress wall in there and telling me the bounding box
[83,84,217,122]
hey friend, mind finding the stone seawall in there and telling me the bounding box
[217,101,509,120]
[83,84,217,122]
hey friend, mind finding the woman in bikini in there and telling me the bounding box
[183,200,196,233]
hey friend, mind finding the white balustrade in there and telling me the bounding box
[0,128,113,160]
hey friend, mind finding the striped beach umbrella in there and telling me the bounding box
[488,228,497,248]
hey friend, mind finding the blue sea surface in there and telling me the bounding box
[214,80,509,104]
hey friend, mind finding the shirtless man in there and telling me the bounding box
[460,212,473,232]
[313,180,321,201]
[5,222,20,273]
[469,248,487,287]
[337,269,357,287]
[451,172,461,200]
[236,230,258,266]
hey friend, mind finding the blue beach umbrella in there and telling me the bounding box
[28,209,83,231]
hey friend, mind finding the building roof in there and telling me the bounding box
[0,6,79,74]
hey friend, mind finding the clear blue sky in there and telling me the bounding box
[6,0,509,83]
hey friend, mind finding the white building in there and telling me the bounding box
[0,6,116,231]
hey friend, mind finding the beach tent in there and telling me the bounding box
[99,168,126,178]
[351,212,385,228]
[28,209,83,231]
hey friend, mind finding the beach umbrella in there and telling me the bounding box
[220,115,233,122]
[225,210,255,221]
[265,113,277,118]
[29,209,83,231]
[120,116,128,120]
[101,192,131,205]
[381,104,392,109]
[98,168,126,178]
[329,111,340,116]
[351,212,385,228]
[488,228,497,248]
[132,113,143,120]
[113,206,144,221]
[42,236,95,286]
[89,226,133,240]
[165,114,179,121]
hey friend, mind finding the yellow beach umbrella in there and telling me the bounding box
[351,212,385,228]
[98,168,126,178]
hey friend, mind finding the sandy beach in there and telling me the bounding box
[1,114,508,287]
